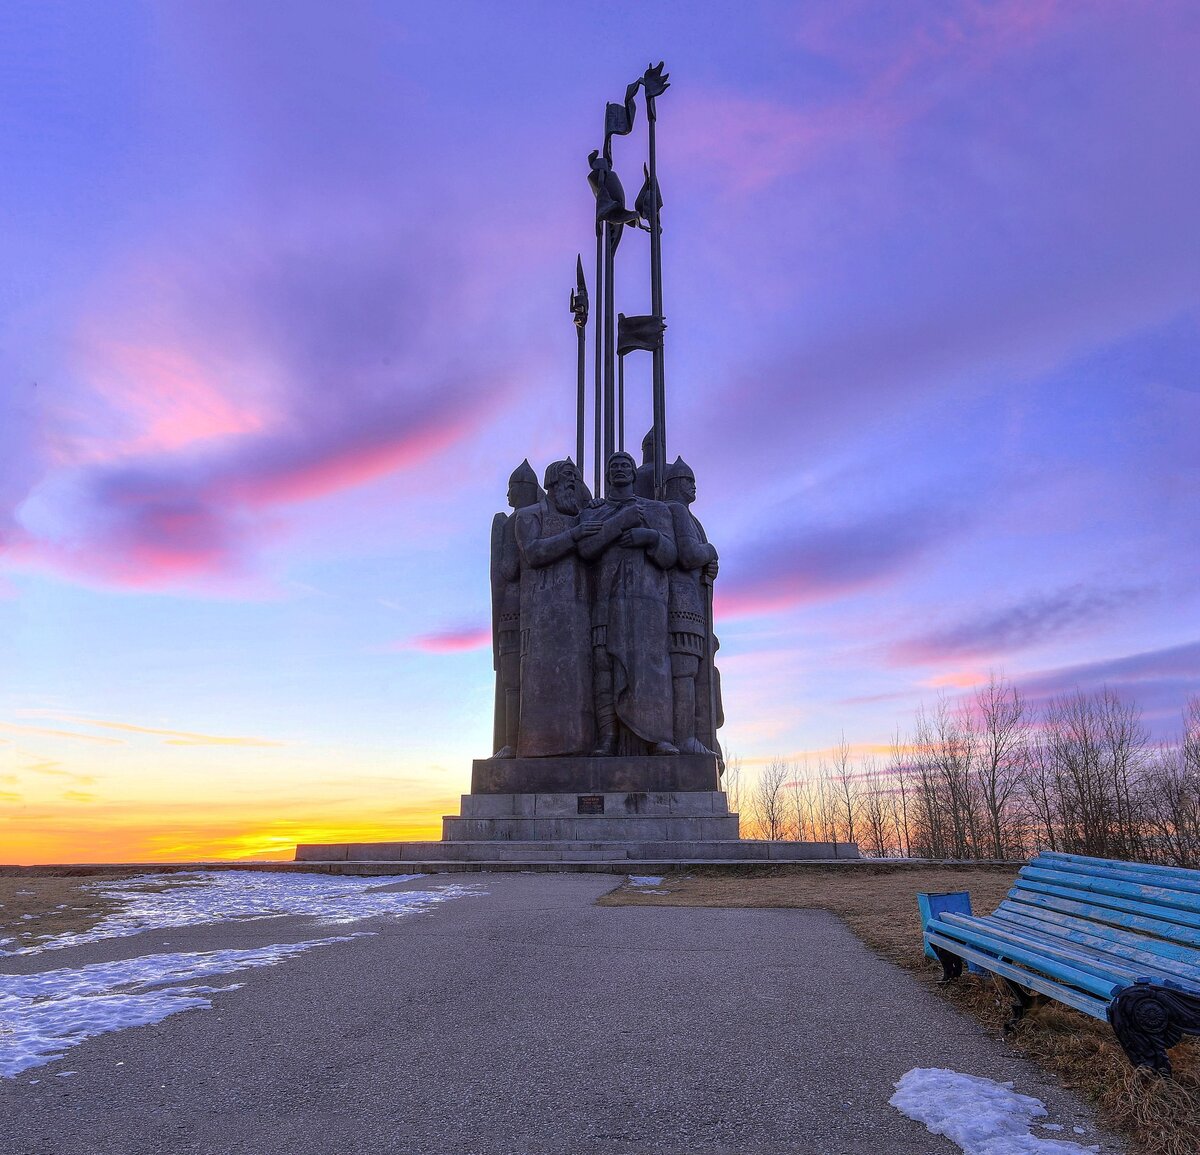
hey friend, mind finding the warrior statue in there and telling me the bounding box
[634,427,656,499]
[578,451,679,756]
[664,457,723,758]
[513,460,596,757]
[490,460,540,758]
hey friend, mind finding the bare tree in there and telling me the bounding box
[752,758,789,841]
[1144,698,1200,867]
[723,752,743,828]
[974,674,1029,859]
[831,734,859,847]
[858,756,891,857]
[889,728,913,858]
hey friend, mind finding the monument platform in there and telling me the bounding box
[293,755,862,866]
[445,788,737,842]
[294,839,860,864]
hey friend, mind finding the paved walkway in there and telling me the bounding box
[0,872,1121,1154]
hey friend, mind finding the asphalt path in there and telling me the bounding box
[0,872,1122,1155]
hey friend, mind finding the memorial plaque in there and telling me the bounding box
[577,794,605,815]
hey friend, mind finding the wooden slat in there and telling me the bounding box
[993,904,1200,989]
[1021,865,1200,917]
[924,929,1109,1019]
[937,913,1139,988]
[926,916,1121,1000]
[1006,889,1200,949]
[1040,851,1200,893]
[1013,878,1200,932]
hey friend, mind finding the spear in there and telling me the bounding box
[640,62,670,497]
[570,255,588,477]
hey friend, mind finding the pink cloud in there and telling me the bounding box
[397,625,490,654]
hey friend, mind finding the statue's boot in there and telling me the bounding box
[492,745,516,760]
[590,726,618,757]
[651,741,680,756]
[677,737,713,756]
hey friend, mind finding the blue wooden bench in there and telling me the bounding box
[922,850,1200,1074]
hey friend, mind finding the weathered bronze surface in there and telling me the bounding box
[482,64,726,790]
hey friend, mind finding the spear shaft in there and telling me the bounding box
[647,94,666,499]
[603,223,617,465]
[593,225,603,495]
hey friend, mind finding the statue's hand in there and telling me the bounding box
[703,559,719,582]
[621,528,657,550]
[573,522,601,541]
[587,497,605,510]
[617,505,642,530]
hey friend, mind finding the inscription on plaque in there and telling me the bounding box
[577,794,605,815]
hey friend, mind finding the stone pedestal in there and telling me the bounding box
[471,753,719,794]
[444,788,738,842]
[451,755,732,842]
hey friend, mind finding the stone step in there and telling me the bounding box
[295,839,860,863]
[457,790,731,820]
[442,814,741,843]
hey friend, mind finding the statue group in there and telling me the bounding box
[490,442,723,763]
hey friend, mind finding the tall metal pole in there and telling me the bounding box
[593,224,603,496]
[571,255,588,478]
[603,223,617,466]
[645,70,668,499]
[618,353,625,452]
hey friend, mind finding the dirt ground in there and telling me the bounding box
[0,871,154,949]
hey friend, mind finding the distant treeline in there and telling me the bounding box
[728,678,1200,866]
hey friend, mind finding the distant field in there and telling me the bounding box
[603,863,1200,1155]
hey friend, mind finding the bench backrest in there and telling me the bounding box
[1000,851,1200,982]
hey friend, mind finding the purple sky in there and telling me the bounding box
[2,1,1198,859]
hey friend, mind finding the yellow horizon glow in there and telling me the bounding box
[1,810,448,866]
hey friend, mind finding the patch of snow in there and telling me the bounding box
[0,872,480,957]
[628,875,665,890]
[890,1068,1100,1155]
[0,935,360,1077]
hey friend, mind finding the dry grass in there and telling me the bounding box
[601,864,1200,1155]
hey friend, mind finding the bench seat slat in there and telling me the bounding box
[1021,865,1200,917]
[924,930,1109,1019]
[1035,857,1200,900]
[1006,888,1200,949]
[935,913,1139,989]
[1041,852,1200,893]
[926,916,1121,1000]
[1013,879,1200,933]
[994,901,1200,976]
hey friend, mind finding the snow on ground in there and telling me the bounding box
[0,936,363,1077]
[628,875,666,892]
[0,871,478,956]
[891,1068,1100,1155]
[0,872,484,1078]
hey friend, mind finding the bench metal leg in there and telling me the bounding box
[1108,981,1200,1077]
[931,945,963,984]
[999,978,1035,1033]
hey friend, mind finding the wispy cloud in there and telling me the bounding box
[890,584,1153,665]
[24,715,285,748]
[393,625,491,654]
[0,723,122,747]
[717,499,969,617]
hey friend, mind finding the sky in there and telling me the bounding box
[2,1,1198,864]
